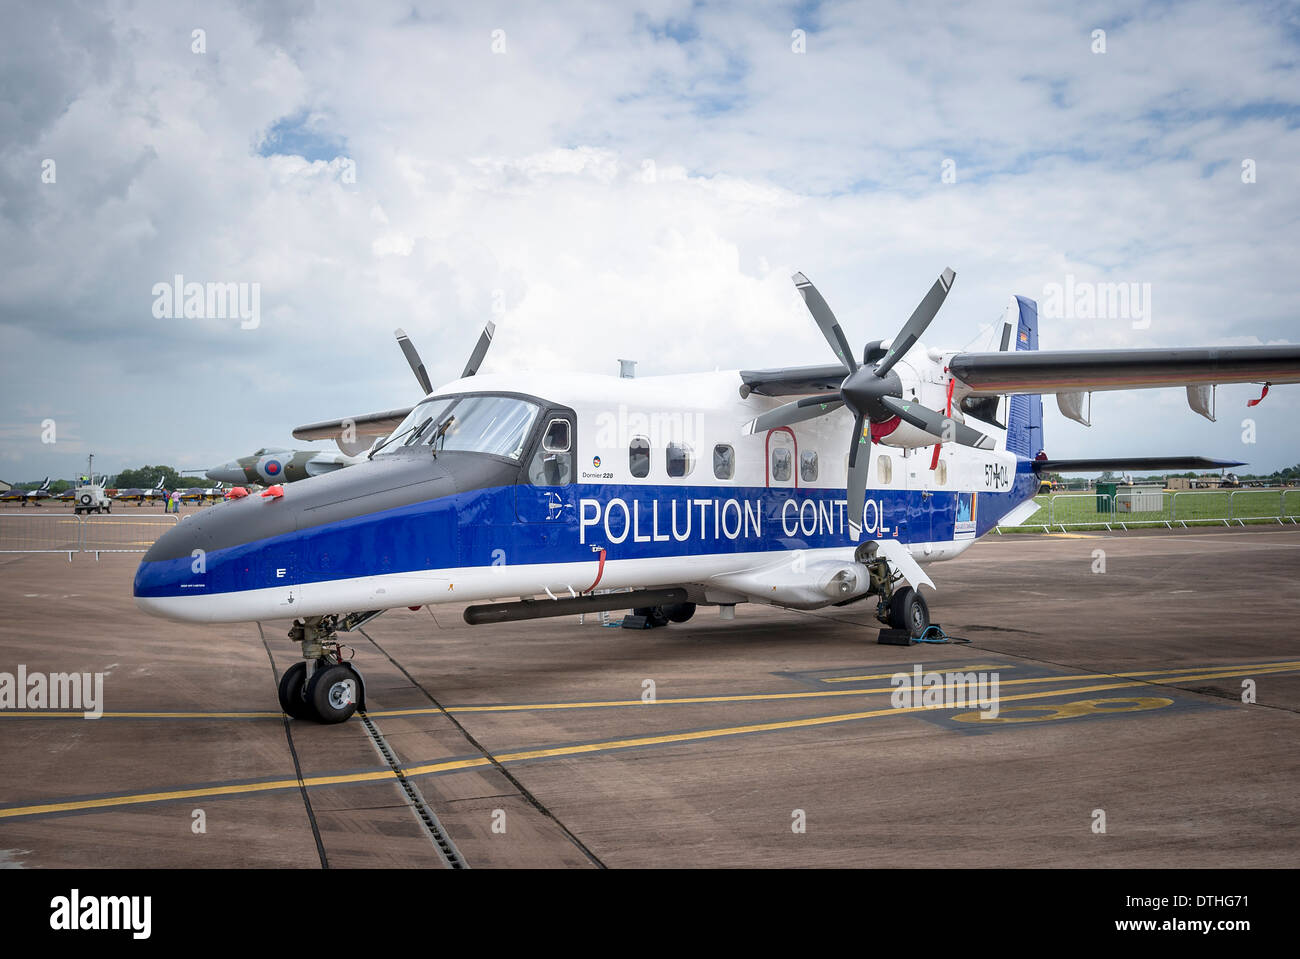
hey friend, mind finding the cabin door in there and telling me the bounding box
[765,428,797,490]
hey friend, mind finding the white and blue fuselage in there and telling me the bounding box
[133,357,1041,625]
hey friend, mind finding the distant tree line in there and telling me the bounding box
[8,465,195,491]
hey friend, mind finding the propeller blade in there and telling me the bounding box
[846,413,871,540]
[879,394,997,450]
[395,328,434,396]
[874,267,955,377]
[461,319,496,378]
[792,273,857,374]
[742,397,843,435]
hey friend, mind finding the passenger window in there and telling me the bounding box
[713,444,735,480]
[877,455,892,485]
[800,450,818,482]
[771,448,792,482]
[666,442,693,478]
[629,436,650,478]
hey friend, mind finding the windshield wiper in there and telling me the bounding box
[430,415,456,456]
[368,416,433,460]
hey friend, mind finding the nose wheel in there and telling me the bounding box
[279,616,368,723]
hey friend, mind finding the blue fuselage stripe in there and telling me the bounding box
[133,462,1038,598]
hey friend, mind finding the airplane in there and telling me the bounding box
[114,478,167,506]
[132,272,1300,724]
[0,477,53,506]
[205,449,359,487]
[177,481,225,503]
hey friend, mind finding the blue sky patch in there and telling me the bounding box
[257,110,348,161]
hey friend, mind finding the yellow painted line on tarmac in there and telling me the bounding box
[825,664,1015,684]
[826,659,1300,685]
[430,665,1289,767]
[0,664,1286,821]
[814,664,1010,683]
[4,661,1293,723]
[0,769,400,820]
[373,660,1300,715]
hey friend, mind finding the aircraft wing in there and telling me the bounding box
[949,345,1300,395]
[292,407,414,455]
[738,363,848,397]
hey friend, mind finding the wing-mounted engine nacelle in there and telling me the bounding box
[872,349,973,450]
[711,559,871,610]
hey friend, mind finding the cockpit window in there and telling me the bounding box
[378,395,540,460]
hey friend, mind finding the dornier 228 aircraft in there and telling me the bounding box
[133,270,1300,723]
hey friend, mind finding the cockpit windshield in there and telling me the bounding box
[377,394,540,460]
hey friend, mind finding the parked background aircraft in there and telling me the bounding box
[178,481,225,503]
[133,274,1298,723]
[205,449,358,487]
[0,477,52,506]
[113,478,167,505]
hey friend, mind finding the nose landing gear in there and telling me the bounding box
[278,614,372,724]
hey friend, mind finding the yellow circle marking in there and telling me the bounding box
[951,696,1174,724]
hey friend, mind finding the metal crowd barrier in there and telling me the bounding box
[0,513,180,558]
[998,488,1300,533]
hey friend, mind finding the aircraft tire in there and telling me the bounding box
[889,587,930,638]
[277,662,317,721]
[307,665,360,724]
[632,606,671,628]
[663,602,696,624]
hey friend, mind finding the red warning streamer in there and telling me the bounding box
[930,377,956,470]
[583,547,607,594]
[1247,383,1270,407]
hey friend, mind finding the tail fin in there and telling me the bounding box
[1003,295,1044,459]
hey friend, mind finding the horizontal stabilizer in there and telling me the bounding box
[1033,456,1245,474]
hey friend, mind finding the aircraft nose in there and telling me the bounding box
[205,462,245,483]
[134,452,461,623]
[132,490,302,623]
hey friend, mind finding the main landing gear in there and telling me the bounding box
[278,615,370,724]
[857,543,931,639]
[629,602,696,628]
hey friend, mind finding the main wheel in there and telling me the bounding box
[662,602,696,624]
[277,662,316,720]
[889,587,930,638]
[632,606,670,628]
[307,665,359,724]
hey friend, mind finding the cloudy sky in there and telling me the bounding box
[2,0,1298,482]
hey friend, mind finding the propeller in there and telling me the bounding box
[394,320,497,397]
[461,319,496,378]
[758,267,993,539]
[395,328,433,395]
